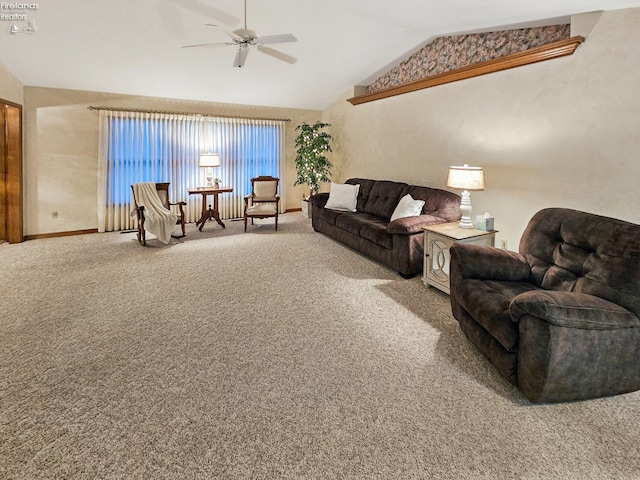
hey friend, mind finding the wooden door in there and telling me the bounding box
[1,100,23,243]
[0,107,5,242]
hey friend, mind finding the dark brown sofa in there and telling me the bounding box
[310,178,461,277]
[450,208,640,403]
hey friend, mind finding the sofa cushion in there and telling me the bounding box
[456,278,541,352]
[335,212,389,245]
[363,181,409,219]
[520,208,640,318]
[407,185,461,223]
[313,203,344,226]
[360,221,393,250]
[346,178,376,213]
[335,212,362,236]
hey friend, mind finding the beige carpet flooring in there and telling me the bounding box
[1,213,639,479]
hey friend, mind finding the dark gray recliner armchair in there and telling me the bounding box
[449,208,640,403]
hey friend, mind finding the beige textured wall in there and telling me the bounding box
[0,61,23,105]
[23,87,321,235]
[322,8,640,251]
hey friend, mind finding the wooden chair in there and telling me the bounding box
[244,176,280,231]
[131,182,186,246]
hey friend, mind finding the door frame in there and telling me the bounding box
[2,98,23,243]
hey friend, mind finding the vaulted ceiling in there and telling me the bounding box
[2,0,640,110]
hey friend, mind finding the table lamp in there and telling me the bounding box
[199,153,221,187]
[447,164,485,228]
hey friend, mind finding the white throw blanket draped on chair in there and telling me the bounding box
[131,183,177,244]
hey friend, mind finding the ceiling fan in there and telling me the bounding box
[181,0,298,68]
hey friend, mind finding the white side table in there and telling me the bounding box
[422,222,497,294]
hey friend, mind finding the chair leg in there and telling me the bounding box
[171,217,186,239]
[275,214,278,231]
[138,226,146,246]
[244,215,248,232]
[138,219,146,246]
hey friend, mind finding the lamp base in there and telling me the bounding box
[205,167,214,187]
[458,190,474,229]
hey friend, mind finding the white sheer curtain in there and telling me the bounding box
[98,110,201,232]
[201,117,285,219]
[98,110,284,233]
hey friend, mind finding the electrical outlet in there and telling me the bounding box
[52,211,58,219]
[500,239,508,250]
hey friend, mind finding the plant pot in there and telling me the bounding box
[301,198,312,219]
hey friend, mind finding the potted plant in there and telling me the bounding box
[294,121,333,217]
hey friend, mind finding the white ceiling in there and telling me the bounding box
[2,0,640,110]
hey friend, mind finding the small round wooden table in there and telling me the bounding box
[188,186,233,231]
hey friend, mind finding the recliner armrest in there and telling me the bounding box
[511,290,640,329]
[450,243,530,281]
[387,215,446,235]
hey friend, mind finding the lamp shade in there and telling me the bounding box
[199,153,221,168]
[447,164,485,191]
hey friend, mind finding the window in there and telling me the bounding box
[98,110,284,233]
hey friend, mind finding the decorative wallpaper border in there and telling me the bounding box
[367,25,571,94]
[348,36,583,106]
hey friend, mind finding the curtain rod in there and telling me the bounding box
[87,105,291,122]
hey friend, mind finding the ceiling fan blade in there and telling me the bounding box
[156,2,185,39]
[205,24,242,42]
[167,0,240,26]
[234,47,249,68]
[258,46,297,64]
[258,34,298,45]
[182,42,233,48]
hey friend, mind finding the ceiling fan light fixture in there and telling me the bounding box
[233,28,258,40]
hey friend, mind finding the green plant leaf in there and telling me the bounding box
[294,121,333,196]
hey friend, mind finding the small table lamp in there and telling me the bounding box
[199,153,221,188]
[447,164,485,229]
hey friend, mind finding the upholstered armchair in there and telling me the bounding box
[244,176,280,231]
[449,208,640,403]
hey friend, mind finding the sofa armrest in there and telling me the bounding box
[310,192,329,208]
[511,290,640,329]
[387,215,446,235]
[450,243,531,282]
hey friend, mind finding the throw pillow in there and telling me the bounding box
[325,182,360,212]
[390,194,425,222]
